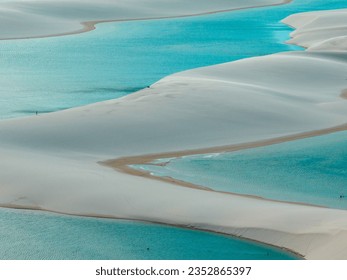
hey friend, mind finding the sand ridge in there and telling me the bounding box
[341,89,347,99]
[102,121,347,209]
[0,50,347,259]
[0,4,347,259]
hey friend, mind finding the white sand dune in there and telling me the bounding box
[0,52,346,157]
[0,0,288,40]
[1,7,347,259]
[283,8,347,51]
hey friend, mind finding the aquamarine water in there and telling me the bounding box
[1,0,346,119]
[0,208,297,260]
[134,131,347,209]
[1,0,346,260]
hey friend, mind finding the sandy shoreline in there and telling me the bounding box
[0,205,303,259]
[103,121,347,208]
[104,121,347,170]
[0,4,347,260]
[341,89,347,99]
[0,0,291,41]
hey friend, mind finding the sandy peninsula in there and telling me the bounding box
[0,4,347,260]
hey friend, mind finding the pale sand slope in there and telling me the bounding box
[1,50,347,259]
[0,0,288,40]
[1,9,347,258]
[283,8,347,51]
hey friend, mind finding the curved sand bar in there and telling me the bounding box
[0,7,347,259]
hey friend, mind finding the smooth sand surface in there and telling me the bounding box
[0,7,347,259]
[283,8,347,50]
[341,89,347,99]
[0,0,289,40]
[104,121,347,206]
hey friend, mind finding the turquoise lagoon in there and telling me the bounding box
[0,208,298,260]
[1,0,347,259]
[3,0,347,119]
[134,131,347,210]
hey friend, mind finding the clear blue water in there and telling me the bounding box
[0,208,297,260]
[134,131,347,209]
[1,0,345,119]
[1,0,346,259]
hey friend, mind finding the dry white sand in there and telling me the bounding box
[0,0,289,40]
[0,6,347,259]
[283,8,347,51]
